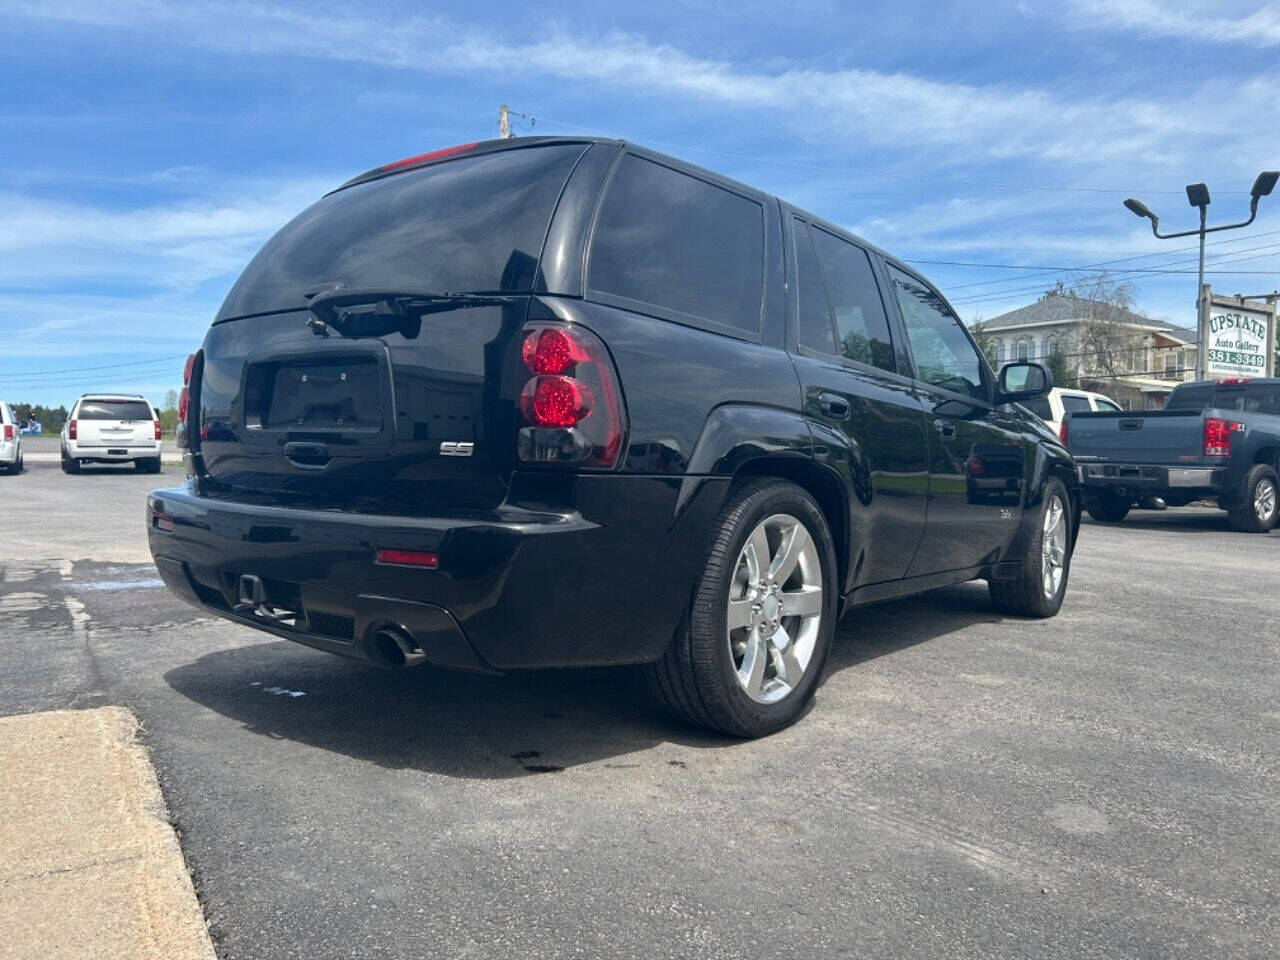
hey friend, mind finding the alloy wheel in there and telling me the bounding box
[1256,478,1277,523]
[725,513,823,704]
[1041,494,1068,600]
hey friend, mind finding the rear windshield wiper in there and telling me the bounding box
[304,286,518,335]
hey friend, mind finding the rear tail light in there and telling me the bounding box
[1058,417,1069,446]
[68,419,77,441]
[178,388,189,422]
[183,353,196,385]
[1203,417,1242,458]
[2,425,11,442]
[516,323,626,468]
[178,352,196,449]
[154,420,163,441]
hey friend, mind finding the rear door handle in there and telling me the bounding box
[934,419,956,439]
[284,441,331,468]
[818,392,850,420]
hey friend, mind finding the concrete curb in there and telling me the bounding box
[0,707,216,960]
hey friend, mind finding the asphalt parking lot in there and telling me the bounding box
[1,455,1276,960]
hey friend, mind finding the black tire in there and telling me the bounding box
[989,478,1073,618]
[135,457,162,474]
[1227,464,1279,533]
[61,451,80,475]
[1086,490,1130,523]
[648,478,838,738]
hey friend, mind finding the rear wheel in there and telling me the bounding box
[61,451,80,475]
[1227,465,1278,533]
[989,478,1073,618]
[135,457,162,474]
[648,478,837,738]
[1086,490,1130,523]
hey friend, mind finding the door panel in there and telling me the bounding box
[880,263,1024,575]
[786,217,930,588]
[908,390,1026,575]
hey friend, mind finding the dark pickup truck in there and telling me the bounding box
[1067,378,1280,532]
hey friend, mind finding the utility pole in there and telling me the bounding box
[498,104,511,139]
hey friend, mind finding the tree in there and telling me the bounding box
[968,315,1000,367]
[163,389,179,413]
[1069,272,1144,380]
[1043,341,1077,390]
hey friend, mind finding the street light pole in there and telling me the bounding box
[1124,171,1279,380]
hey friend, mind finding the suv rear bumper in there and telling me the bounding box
[1077,463,1224,491]
[147,475,728,672]
[65,440,161,462]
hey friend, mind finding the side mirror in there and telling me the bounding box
[997,361,1053,403]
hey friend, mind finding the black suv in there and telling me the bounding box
[149,137,1078,737]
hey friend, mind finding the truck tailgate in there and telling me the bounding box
[1067,409,1204,465]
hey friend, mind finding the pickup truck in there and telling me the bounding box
[1067,378,1280,532]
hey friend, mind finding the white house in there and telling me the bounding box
[978,293,1198,407]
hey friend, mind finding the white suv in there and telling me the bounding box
[0,402,22,474]
[61,394,163,474]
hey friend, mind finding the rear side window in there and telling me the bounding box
[794,223,836,353]
[1060,394,1092,413]
[589,155,764,332]
[219,144,587,319]
[1095,399,1122,413]
[811,227,896,372]
[78,400,153,421]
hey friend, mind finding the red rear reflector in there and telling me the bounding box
[183,353,196,385]
[379,142,479,173]
[154,514,175,533]
[375,548,439,569]
[68,419,77,440]
[154,420,162,441]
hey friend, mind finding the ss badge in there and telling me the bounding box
[999,508,1013,520]
[440,441,474,457]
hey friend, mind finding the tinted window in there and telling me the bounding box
[811,228,896,372]
[888,266,984,399]
[78,400,153,421]
[1060,394,1093,413]
[590,155,764,331]
[1095,399,1122,413]
[794,222,836,353]
[1166,383,1213,409]
[1215,386,1280,415]
[1024,397,1052,420]
[220,144,587,318]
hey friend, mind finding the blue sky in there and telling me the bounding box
[2,0,1279,407]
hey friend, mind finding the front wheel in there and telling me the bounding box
[648,478,838,738]
[1227,465,1278,533]
[989,478,1073,618]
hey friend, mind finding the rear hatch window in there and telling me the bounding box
[218,143,588,320]
[78,400,153,420]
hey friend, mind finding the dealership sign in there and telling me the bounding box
[1202,296,1275,379]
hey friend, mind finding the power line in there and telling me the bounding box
[939,229,1280,292]
[507,109,1253,196]
[0,355,185,380]
[910,258,1280,275]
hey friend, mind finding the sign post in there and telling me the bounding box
[1200,288,1276,380]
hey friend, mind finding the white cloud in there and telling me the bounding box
[3,0,1271,172]
[1067,1,1280,48]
